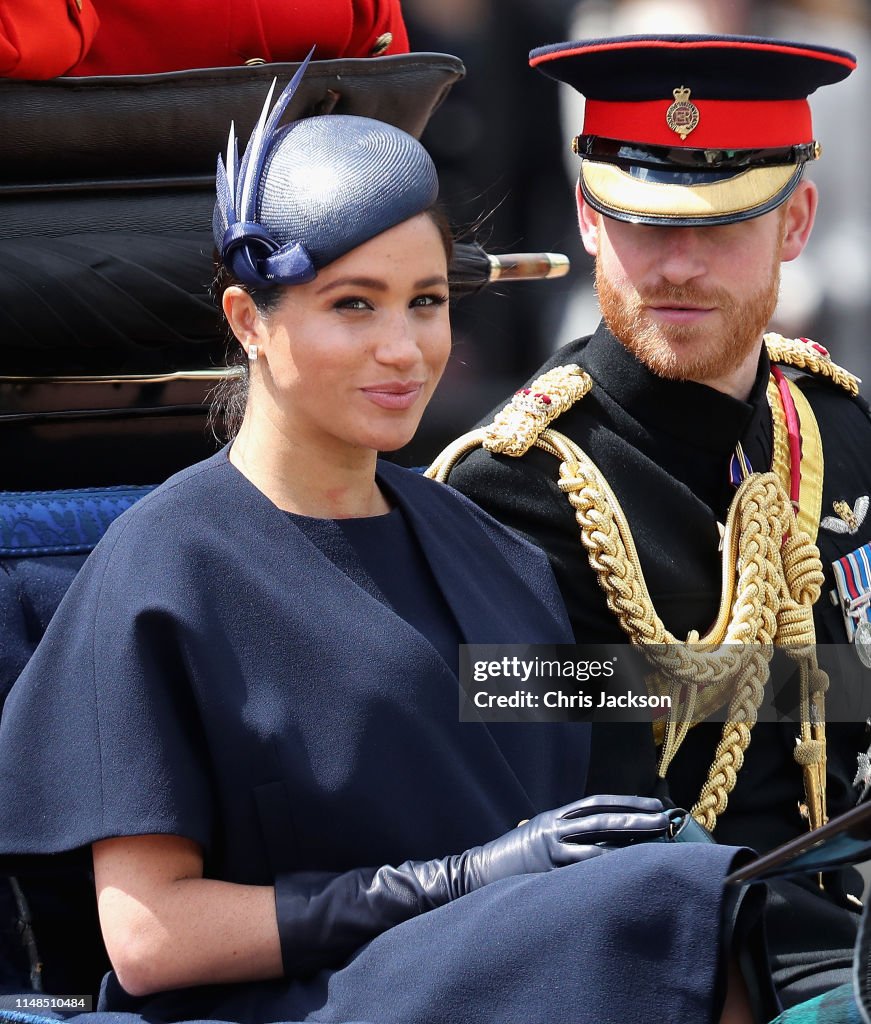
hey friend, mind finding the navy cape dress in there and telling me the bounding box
[0,449,758,1023]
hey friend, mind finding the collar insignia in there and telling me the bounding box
[665,86,700,141]
[821,497,869,535]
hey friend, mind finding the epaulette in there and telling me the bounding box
[482,364,593,457]
[764,332,861,397]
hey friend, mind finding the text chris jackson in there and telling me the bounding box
[470,689,672,709]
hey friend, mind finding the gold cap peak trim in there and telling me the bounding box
[581,160,796,219]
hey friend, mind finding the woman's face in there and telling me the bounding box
[242,213,451,457]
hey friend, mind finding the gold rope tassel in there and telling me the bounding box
[690,477,787,827]
[557,460,784,829]
[557,456,826,832]
[780,534,827,831]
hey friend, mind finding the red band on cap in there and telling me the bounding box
[583,97,812,149]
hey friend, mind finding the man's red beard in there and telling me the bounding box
[595,259,781,384]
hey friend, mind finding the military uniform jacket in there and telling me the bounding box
[447,323,871,843]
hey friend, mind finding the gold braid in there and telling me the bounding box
[427,363,827,832]
[764,333,860,397]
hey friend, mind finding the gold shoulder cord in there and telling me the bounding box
[765,333,861,398]
[429,336,855,834]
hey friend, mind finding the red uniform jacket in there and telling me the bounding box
[1,0,408,78]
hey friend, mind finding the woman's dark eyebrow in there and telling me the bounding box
[416,275,449,289]
[316,274,448,295]
[316,276,388,294]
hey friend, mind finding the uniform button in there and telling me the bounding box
[370,32,393,56]
[244,57,266,66]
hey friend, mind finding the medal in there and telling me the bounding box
[832,542,871,664]
[856,620,871,669]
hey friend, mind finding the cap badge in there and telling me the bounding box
[666,86,700,141]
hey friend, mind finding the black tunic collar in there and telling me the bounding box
[579,321,771,461]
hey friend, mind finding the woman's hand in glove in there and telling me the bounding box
[430,793,670,896]
[275,794,669,974]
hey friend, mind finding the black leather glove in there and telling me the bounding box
[275,794,668,976]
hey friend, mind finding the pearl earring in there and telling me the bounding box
[248,344,259,363]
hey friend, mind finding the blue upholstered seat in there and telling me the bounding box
[0,487,155,558]
[0,486,154,1001]
[1,486,154,707]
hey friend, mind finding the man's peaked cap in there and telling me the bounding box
[530,34,856,226]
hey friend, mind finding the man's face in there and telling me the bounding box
[586,203,789,387]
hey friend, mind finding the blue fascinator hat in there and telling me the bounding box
[214,50,440,289]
